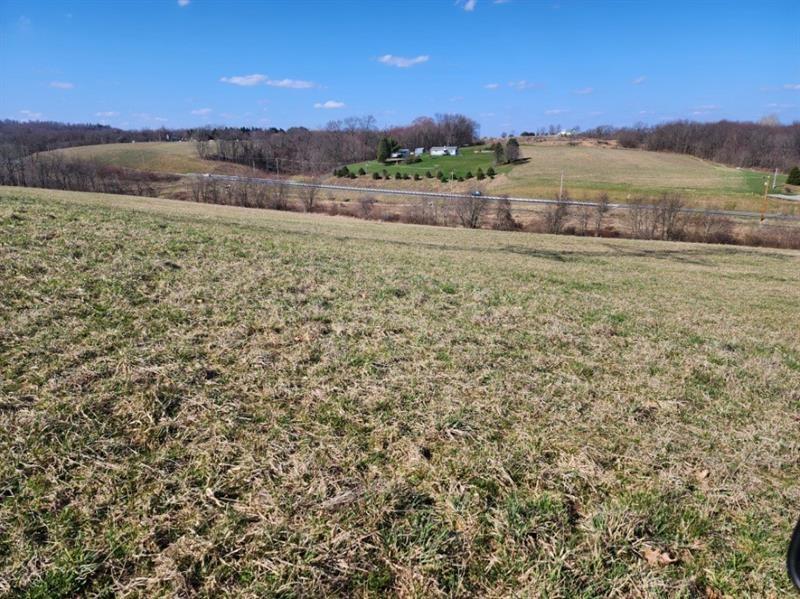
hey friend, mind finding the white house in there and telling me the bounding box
[390,148,411,158]
[414,147,424,156]
[430,146,459,156]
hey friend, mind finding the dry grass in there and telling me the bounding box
[2,186,799,597]
[50,142,257,177]
[490,143,795,214]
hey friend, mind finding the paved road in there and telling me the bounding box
[187,173,800,222]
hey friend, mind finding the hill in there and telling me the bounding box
[2,186,799,596]
[50,141,260,177]
[488,141,788,212]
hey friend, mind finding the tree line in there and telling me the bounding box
[582,120,800,171]
[198,114,479,175]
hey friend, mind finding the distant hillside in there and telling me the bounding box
[487,141,787,211]
[50,142,260,177]
[583,120,800,171]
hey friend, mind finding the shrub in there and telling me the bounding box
[358,167,366,176]
[436,170,444,179]
[465,171,473,179]
[426,170,433,178]
[487,166,496,178]
[458,176,464,182]
[788,166,800,185]
[476,168,485,180]
[403,173,411,180]
[349,172,357,179]
[359,196,376,218]
[395,172,402,180]
[414,173,421,181]
[372,172,381,180]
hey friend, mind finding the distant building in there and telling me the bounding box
[414,147,424,156]
[390,148,411,158]
[430,146,459,156]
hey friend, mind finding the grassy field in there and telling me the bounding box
[490,143,790,212]
[347,146,511,180]
[51,141,257,177]
[2,186,799,596]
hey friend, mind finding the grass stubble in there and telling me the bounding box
[1,187,799,597]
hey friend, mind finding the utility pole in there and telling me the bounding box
[772,167,778,190]
[559,170,564,200]
[760,178,769,222]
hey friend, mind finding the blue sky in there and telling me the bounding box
[1,0,798,135]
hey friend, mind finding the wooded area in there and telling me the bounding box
[582,120,800,171]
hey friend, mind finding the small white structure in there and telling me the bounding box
[390,148,411,158]
[414,147,424,156]
[430,146,459,156]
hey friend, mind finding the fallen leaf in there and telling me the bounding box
[643,545,677,567]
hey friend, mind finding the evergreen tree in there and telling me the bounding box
[505,137,520,163]
[493,142,505,165]
[377,137,399,163]
[788,166,800,185]
[476,168,485,180]
[358,167,366,176]
[486,166,496,178]
[465,171,474,179]
[425,170,433,178]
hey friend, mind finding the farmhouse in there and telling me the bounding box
[430,146,459,156]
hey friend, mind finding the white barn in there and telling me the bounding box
[430,146,459,156]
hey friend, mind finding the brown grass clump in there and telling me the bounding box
[1,186,799,596]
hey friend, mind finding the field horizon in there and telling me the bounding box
[2,186,799,596]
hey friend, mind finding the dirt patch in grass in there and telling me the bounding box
[1,187,799,596]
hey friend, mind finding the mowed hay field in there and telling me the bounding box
[51,142,258,177]
[2,187,800,597]
[490,143,791,213]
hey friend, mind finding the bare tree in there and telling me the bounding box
[543,194,570,234]
[300,179,319,212]
[594,192,611,236]
[493,196,520,230]
[455,193,488,228]
[576,203,592,235]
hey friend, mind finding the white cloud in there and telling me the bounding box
[509,80,543,90]
[191,108,212,116]
[95,111,119,117]
[462,0,477,11]
[313,100,345,109]
[177,0,190,6]
[220,74,316,88]
[484,82,500,89]
[632,75,646,85]
[220,74,268,86]
[494,0,511,4]
[574,87,593,95]
[544,108,569,115]
[784,83,800,90]
[50,81,74,89]
[153,117,168,122]
[266,78,315,89]
[377,54,429,68]
[19,109,42,120]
